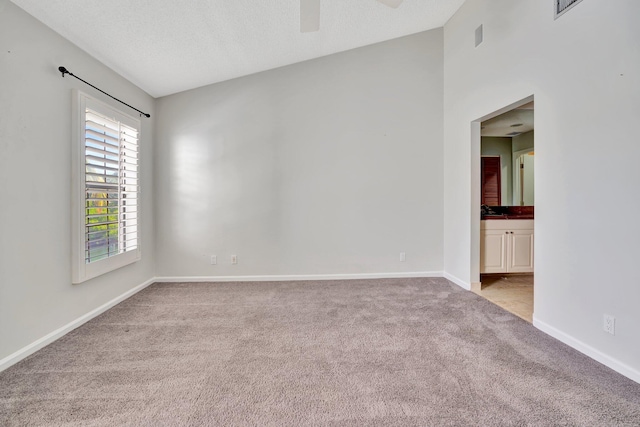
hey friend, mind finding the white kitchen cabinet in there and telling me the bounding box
[480,229,508,273]
[481,220,534,274]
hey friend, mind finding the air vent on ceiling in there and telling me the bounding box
[506,131,522,137]
[555,0,583,19]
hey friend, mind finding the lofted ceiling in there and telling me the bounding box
[11,0,466,98]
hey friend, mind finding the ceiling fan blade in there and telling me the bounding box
[377,0,403,8]
[300,0,320,33]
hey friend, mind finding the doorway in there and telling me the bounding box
[471,96,535,323]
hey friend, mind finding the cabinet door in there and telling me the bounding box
[509,229,534,273]
[480,229,508,273]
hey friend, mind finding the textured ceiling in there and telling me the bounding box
[11,0,466,98]
[481,104,535,138]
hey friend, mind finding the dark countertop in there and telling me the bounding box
[481,206,534,220]
[482,214,534,220]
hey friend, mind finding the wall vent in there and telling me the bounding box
[555,0,583,19]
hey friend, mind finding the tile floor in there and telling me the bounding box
[475,274,534,323]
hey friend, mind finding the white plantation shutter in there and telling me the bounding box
[84,109,139,262]
[73,91,141,283]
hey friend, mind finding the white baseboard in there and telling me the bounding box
[533,316,640,384]
[6,274,637,387]
[0,277,156,373]
[443,272,471,290]
[154,271,444,283]
[0,272,443,372]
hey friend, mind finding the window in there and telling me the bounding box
[72,91,140,283]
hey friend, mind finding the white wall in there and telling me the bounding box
[5,0,637,385]
[0,1,155,362]
[154,30,444,278]
[444,0,640,379]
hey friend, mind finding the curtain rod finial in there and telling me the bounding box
[58,66,69,77]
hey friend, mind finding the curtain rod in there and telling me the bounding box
[58,66,151,118]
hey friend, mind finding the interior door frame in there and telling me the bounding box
[470,95,534,287]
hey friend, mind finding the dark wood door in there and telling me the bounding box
[481,157,501,206]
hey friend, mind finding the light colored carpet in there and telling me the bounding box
[1,278,639,426]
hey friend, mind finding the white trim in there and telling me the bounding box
[0,277,156,373]
[72,90,142,284]
[533,316,640,384]
[154,271,443,283]
[7,274,638,387]
[443,272,471,290]
[471,95,535,286]
[0,272,441,373]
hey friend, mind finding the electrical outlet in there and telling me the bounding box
[400,252,406,262]
[603,315,615,335]
[231,255,238,265]
[210,255,217,265]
